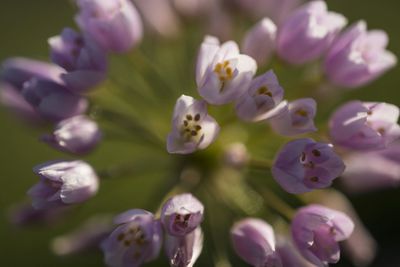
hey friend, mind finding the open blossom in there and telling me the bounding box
[49,28,108,93]
[28,160,99,209]
[324,21,397,88]
[102,209,162,267]
[242,18,277,66]
[235,70,284,122]
[291,205,354,266]
[196,36,257,105]
[268,98,317,136]
[231,218,282,267]
[329,101,400,150]
[165,227,203,267]
[76,0,143,53]
[41,115,102,155]
[161,193,204,237]
[341,143,400,193]
[21,78,88,122]
[167,95,219,154]
[272,139,345,194]
[0,57,65,89]
[277,1,347,65]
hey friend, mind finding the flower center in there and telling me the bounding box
[257,86,273,97]
[214,60,234,92]
[174,213,191,229]
[117,224,147,248]
[181,113,202,141]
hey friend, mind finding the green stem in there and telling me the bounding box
[248,158,273,170]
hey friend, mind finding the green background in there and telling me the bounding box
[0,1,399,266]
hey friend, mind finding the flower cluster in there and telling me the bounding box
[1,0,399,267]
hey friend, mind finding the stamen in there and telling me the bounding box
[194,114,201,121]
[312,149,321,157]
[309,176,319,182]
[295,109,308,117]
[257,86,272,97]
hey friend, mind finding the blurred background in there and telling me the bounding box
[0,0,399,266]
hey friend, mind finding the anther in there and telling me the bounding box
[194,114,201,121]
[312,149,321,157]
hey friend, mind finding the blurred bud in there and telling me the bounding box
[172,0,213,18]
[329,101,400,151]
[231,218,282,266]
[342,143,400,193]
[133,0,180,38]
[28,160,99,209]
[223,143,249,169]
[49,28,108,93]
[242,18,277,66]
[277,1,347,65]
[0,83,42,123]
[0,57,64,90]
[52,215,112,256]
[268,98,317,136]
[291,205,354,266]
[272,139,345,194]
[325,21,397,88]
[21,78,88,122]
[76,0,143,53]
[161,193,204,237]
[165,227,203,267]
[102,209,162,267]
[276,237,316,267]
[41,115,102,155]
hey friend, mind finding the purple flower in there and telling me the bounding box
[167,95,219,154]
[341,143,400,193]
[272,139,345,194]
[76,0,143,53]
[41,115,102,155]
[1,57,65,89]
[52,215,112,256]
[242,18,277,66]
[230,218,282,267]
[277,1,347,65]
[196,36,257,105]
[0,83,42,123]
[49,28,108,93]
[165,227,203,267]
[324,21,397,88]
[268,98,317,136]
[161,193,204,237]
[329,101,400,150]
[291,205,354,266]
[101,209,162,267]
[235,70,284,122]
[27,160,99,209]
[21,78,88,122]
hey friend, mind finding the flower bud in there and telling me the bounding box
[277,1,347,65]
[76,0,143,53]
[49,28,108,93]
[272,139,345,194]
[231,218,282,267]
[21,78,88,122]
[324,21,397,88]
[329,101,400,150]
[28,160,99,209]
[41,115,102,155]
[291,205,354,266]
[268,98,317,136]
[161,193,204,236]
[167,95,219,154]
[196,36,257,105]
[242,18,277,66]
[165,227,203,267]
[235,70,284,122]
[102,209,162,267]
